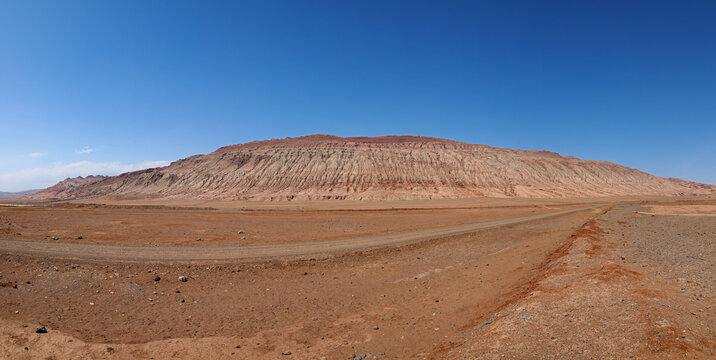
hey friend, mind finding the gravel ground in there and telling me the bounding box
[443,203,715,359]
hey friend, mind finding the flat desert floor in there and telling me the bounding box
[0,197,713,359]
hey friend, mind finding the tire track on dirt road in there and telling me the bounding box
[0,206,600,262]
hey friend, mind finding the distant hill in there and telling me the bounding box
[0,189,41,199]
[29,135,716,201]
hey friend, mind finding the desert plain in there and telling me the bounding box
[0,195,713,359]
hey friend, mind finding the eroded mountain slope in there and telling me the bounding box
[29,135,715,201]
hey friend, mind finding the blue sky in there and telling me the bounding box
[1,1,715,191]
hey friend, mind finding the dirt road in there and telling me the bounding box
[0,202,602,359]
[0,206,596,262]
[2,200,713,359]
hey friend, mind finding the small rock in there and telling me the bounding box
[281,350,292,355]
[373,326,379,330]
[35,325,47,334]
[178,276,188,282]
[77,236,83,240]
[51,236,59,241]
[154,276,161,282]
[237,230,244,234]
[621,255,626,260]
[196,238,202,241]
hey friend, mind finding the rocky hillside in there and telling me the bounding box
[29,135,716,201]
[29,175,107,200]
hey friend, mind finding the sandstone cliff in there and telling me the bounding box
[29,135,715,201]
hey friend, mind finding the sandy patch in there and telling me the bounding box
[642,205,716,216]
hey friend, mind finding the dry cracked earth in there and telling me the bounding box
[0,198,713,359]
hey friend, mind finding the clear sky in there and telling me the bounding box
[1,1,715,191]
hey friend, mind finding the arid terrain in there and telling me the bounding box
[0,196,714,359]
[4,0,715,353]
[28,135,716,201]
[0,136,714,359]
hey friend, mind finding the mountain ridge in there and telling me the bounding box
[28,135,716,201]
[0,189,41,199]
